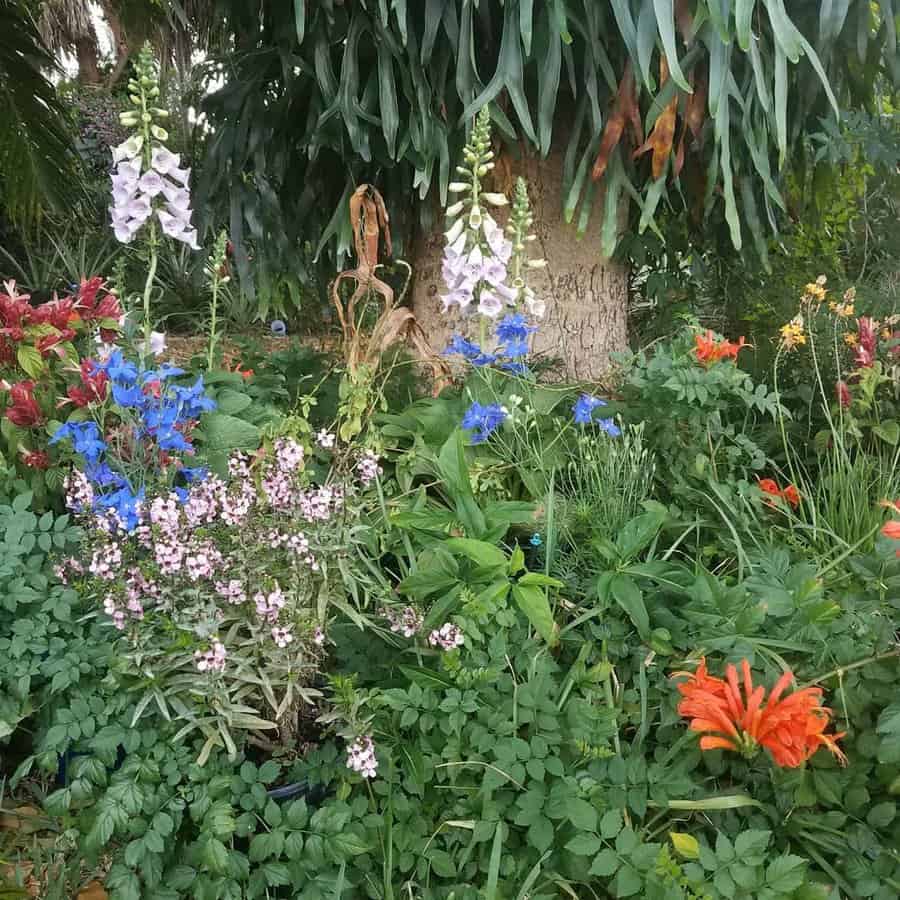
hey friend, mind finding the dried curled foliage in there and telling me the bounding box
[330,185,448,388]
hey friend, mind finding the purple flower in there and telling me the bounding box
[597,418,621,437]
[495,313,536,345]
[462,401,506,444]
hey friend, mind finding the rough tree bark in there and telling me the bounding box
[75,36,102,84]
[409,148,629,383]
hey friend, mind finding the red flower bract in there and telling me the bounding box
[672,657,847,768]
[21,449,50,469]
[4,381,45,428]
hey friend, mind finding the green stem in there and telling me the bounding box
[801,648,900,687]
[207,275,219,371]
[141,225,158,366]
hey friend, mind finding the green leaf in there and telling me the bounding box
[512,584,558,646]
[615,863,643,897]
[214,389,252,416]
[485,821,504,900]
[600,808,623,839]
[616,508,666,560]
[653,0,692,91]
[537,9,562,155]
[16,345,44,378]
[610,574,650,639]
[734,829,771,858]
[765,854,807,893]
[567,798,598,832]
[527,815,554,853]
[566,833,603,856]
[377,44,399,158]
[866,801,896,829]
[444,537,507,569]
[735,0,755,50]
[294,0,306,43]
[203,838,230,875]
[590,848,621,877]
[202,413,260,452]
[873,421,900,445]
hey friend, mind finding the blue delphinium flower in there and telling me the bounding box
[444,334,498,367]
[50,421,107,464]
[171,376,216,419]
[95,350,139,385]
[444,334,482,359]
[529,532,542,547]
[573,393,606,424]
[598,418,621,437]
[502,338,530,358]
[461,401,507,445]
[499,360,527,375]
[573,393,621,436]
[94,484,145,531]
[495,313,536,344]
[179,466,208,483]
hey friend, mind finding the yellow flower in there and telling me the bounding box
[803,275,828,303]
[828,301,855,318]
[780,317,807,349]
[844,333,858,347]
[882,328,892,340]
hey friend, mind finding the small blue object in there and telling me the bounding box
[271,319,287,337]
[530,533,542,547]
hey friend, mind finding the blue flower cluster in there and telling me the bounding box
[461,401,507,445]
[444,314,537,375]
[50,350,216,528]
[572,394,621,436]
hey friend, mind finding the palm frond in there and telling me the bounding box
[0,0,85,227]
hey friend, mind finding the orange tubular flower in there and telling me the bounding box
[693,331,750,366]
[781,484,800,508]
[672,658,847,768]
[882,520,900,541]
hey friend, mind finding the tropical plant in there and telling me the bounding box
[200,0,900,375]
[0,0,84,226]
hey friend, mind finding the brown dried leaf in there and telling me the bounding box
[76,881,108,900]
[0,806,43,834]
[674,0,694,42]
[592,63,640,181]
[633,56,678,179]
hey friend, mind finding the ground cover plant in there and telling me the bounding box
[1,13,900,900]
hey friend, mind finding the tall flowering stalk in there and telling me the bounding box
[111,43,199,359]
[206,231,229,370]
[442,108,545,333]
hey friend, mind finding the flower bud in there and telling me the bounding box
[444,217,465,244]
[152,108,170,118]
[448,182,470,193]
[141,113,152,123]
[468,206,482,228]
[481,192,508,207]
[455,166,470,176]
[119,112,139,125]
[151,125,169,141]
[446,201,465,217]
[526,259,547,269]
[130,95,141,105]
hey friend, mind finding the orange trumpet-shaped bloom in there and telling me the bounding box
[672,658,847,768]
[882,520,900,540]
[694,331,750,366]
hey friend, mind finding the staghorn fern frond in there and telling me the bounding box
[0,0,84,227]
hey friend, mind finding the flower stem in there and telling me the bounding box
[141,223,158,365]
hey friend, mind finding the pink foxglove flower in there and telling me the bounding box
[151,146,181,175]
[477,290,503,319]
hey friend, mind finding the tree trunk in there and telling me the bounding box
[409,148,629,383]
[102,1,131,86]
[75,36,102,84]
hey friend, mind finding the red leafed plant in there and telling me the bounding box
[0,277,121,477]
